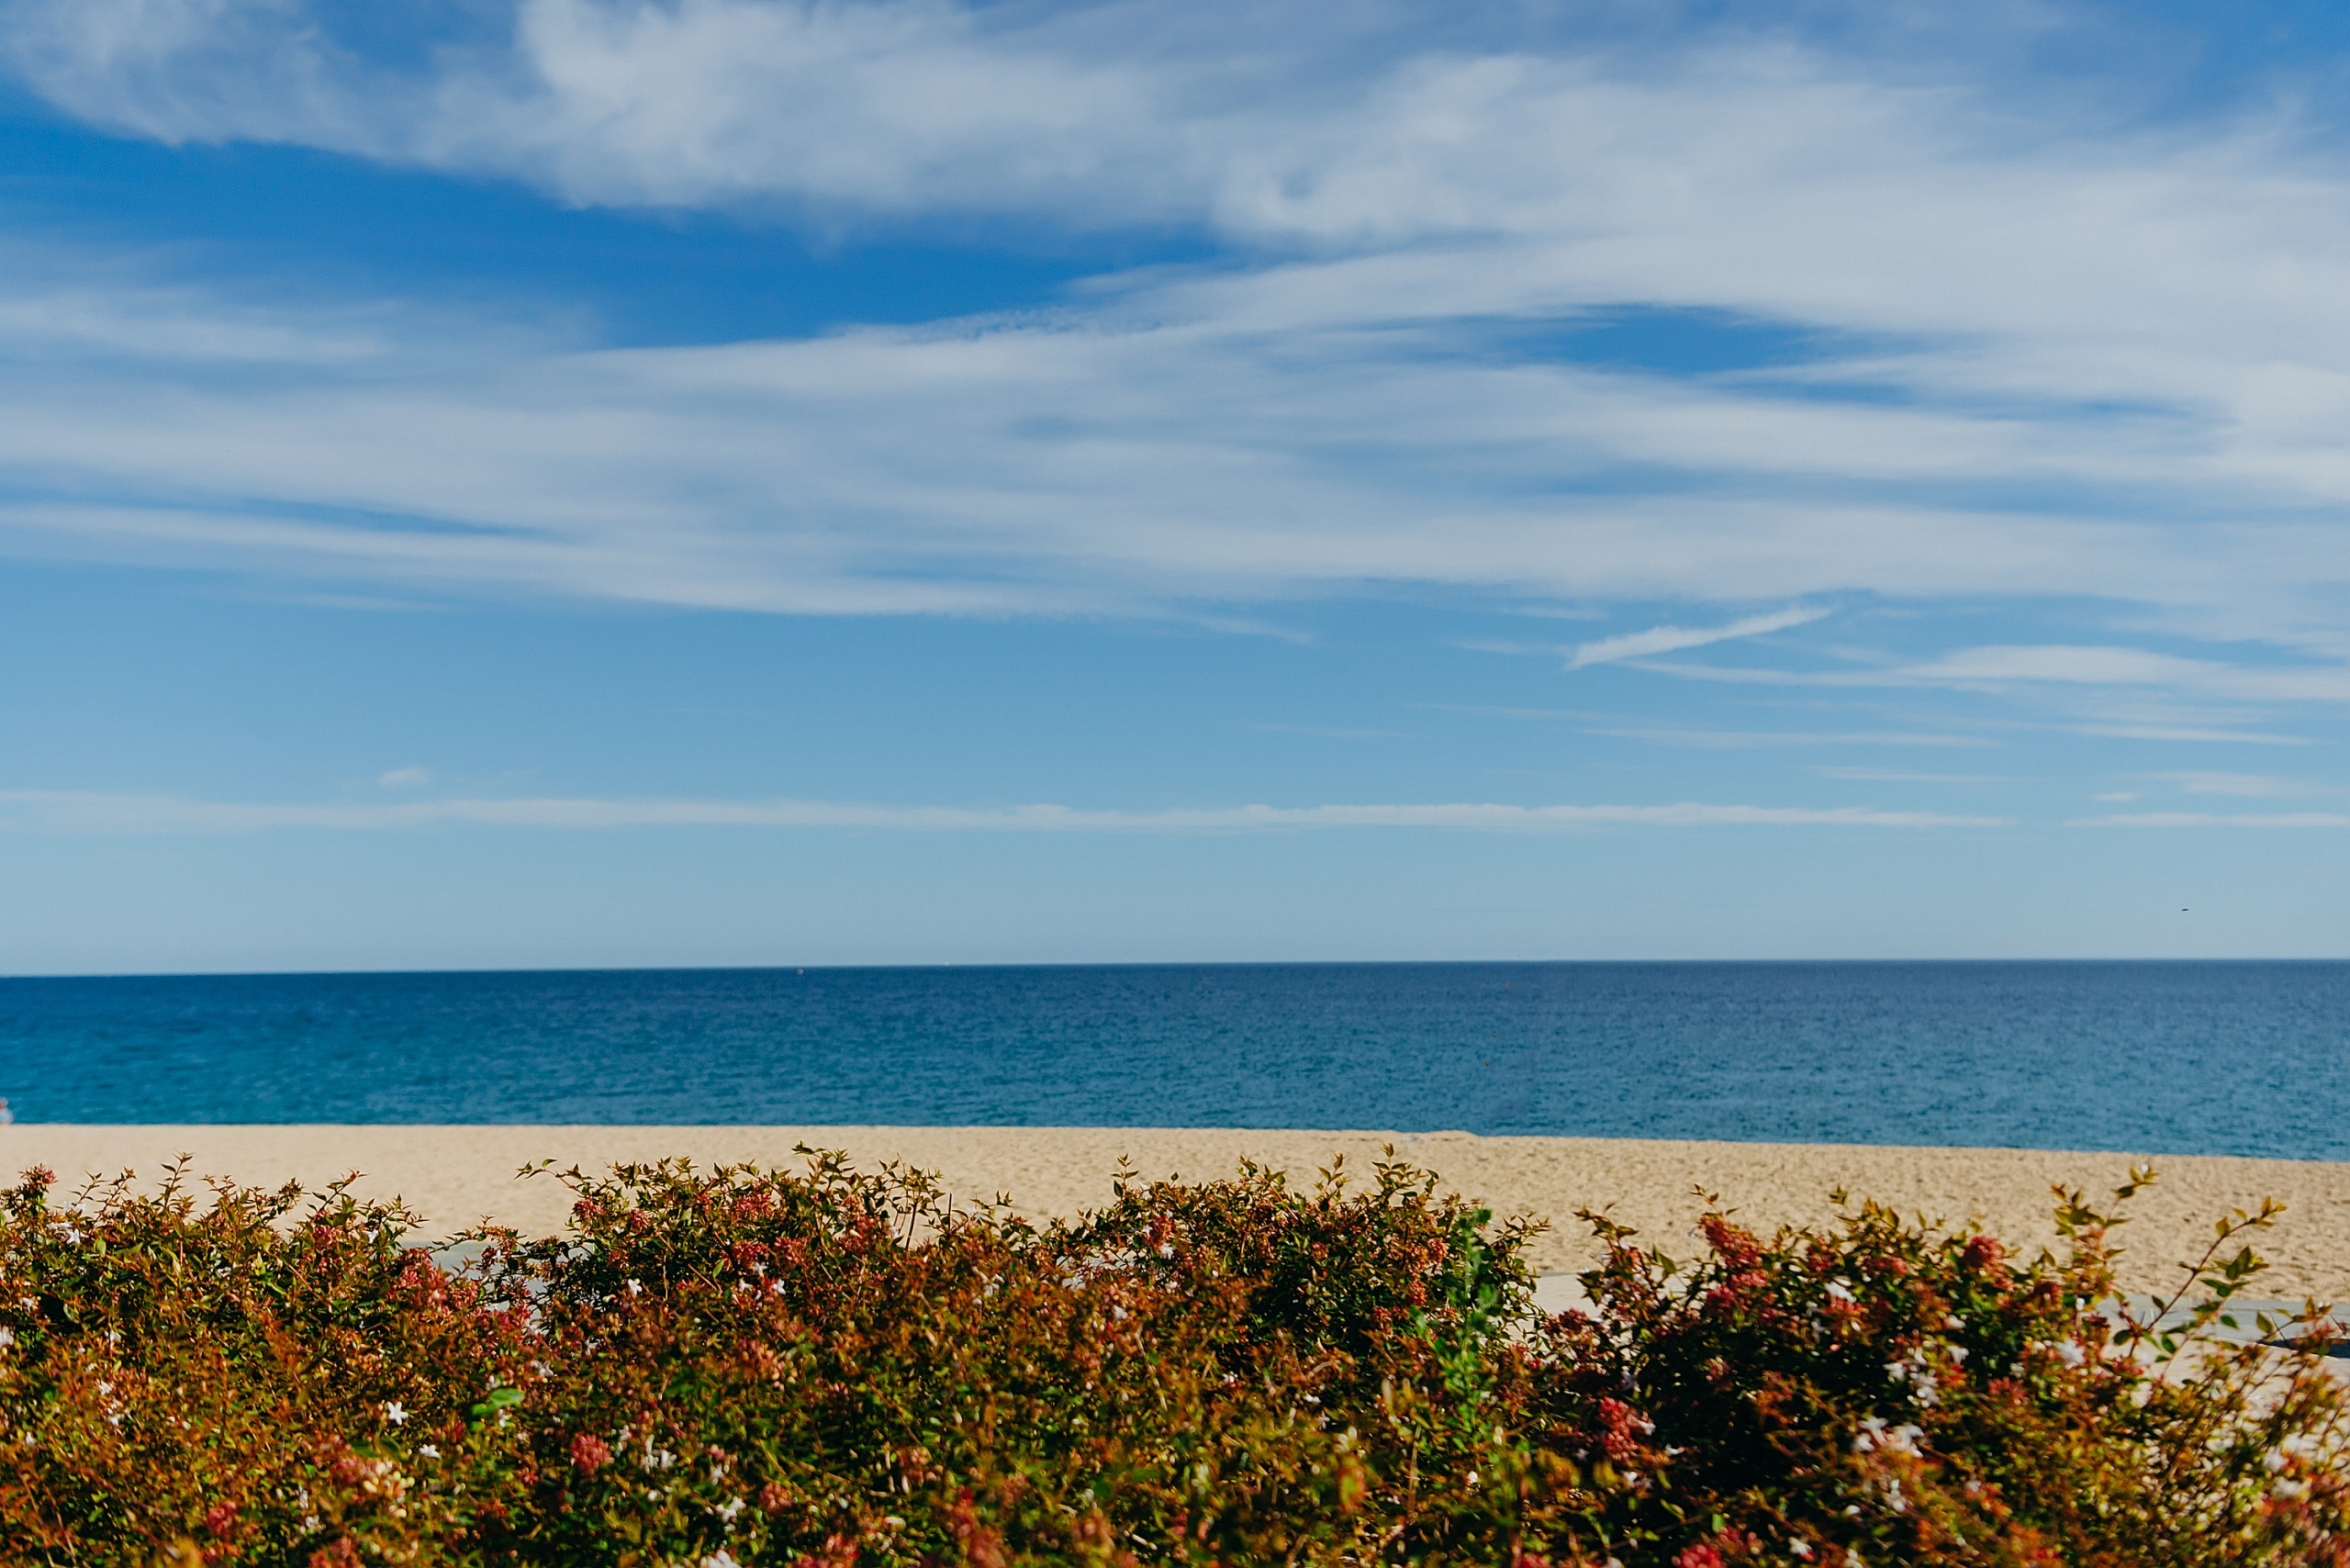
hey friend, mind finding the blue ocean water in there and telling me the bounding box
[1,962,2344,1159]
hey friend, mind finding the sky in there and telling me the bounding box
[6,0,2350,971]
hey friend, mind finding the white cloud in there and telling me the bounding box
[1638,644,2350,711]
[2071,811,2350,827]
[1567,605,1827,668]
[2154,771,2321,797]
[1813,767,2016,783]
[377,766,432,790]
[1899,645,2350,700]
[4,3,2350,666]
[0,789,2010,834]
[1581,727,1993,749]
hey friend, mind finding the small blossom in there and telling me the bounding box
[383,1401,408,1426]
[418,1444,441,1460]
[627,1279,643,1296]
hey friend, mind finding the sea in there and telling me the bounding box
[2,961,2345,1159]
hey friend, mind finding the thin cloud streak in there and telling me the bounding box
[1638,646,2350,702]
[0,790,2011,834]
[2,9,2350,655]
[1566,606,1827,668]
[2070,812,2350,827]
[1583,727,1995,749]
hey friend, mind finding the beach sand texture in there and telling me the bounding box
[6,1126,2347,1301]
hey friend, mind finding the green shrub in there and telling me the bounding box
[0,1150,2341,1566]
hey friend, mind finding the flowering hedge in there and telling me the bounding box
[0,1149,2343,1566]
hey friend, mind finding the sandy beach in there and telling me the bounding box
[6,1125,2347,1301]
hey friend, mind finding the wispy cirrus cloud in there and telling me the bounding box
[2071,812,2350,828]
[2153,771,2330,798]
[1636,645,2350,718]
[1567,606,1828,669]
[1578,726,1992,749]
[2,1,2350,674]
[0,790,2010,834]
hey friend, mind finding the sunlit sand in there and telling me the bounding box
[8,1125,2348,1301]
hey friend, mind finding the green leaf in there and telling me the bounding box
[469,1386,524,1418]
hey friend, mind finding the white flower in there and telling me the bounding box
[1157,1242,1175,1259]
[384,1401,408,1426]
[1825,1281,1854,1303]
[0,1327,13,1348]
[1852,1417,1923,1457]
[716,1496,745,1522]
[2054,1341,2087,1367]
[418,1444,441,1460]
[2275,1477,2311,1502]
[1885,1361,1907,1383]
[627,1279,643,1296]
[1947,1345,1968,1365]
[701,1551,742,1568]
[1788,1542,1813,1561]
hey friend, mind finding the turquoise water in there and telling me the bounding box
[2,961,2344,1159]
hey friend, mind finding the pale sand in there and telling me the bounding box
[6,1126,2348,1302]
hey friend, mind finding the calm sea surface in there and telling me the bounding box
[2,962,2345,1159]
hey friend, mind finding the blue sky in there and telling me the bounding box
[7,0,2350,971]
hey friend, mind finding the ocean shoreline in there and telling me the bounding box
[7,1125,2347,1300]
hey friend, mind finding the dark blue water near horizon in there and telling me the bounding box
[2,961,2345,1159]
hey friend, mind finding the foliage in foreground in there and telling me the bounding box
[0,1148,2344,1567]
